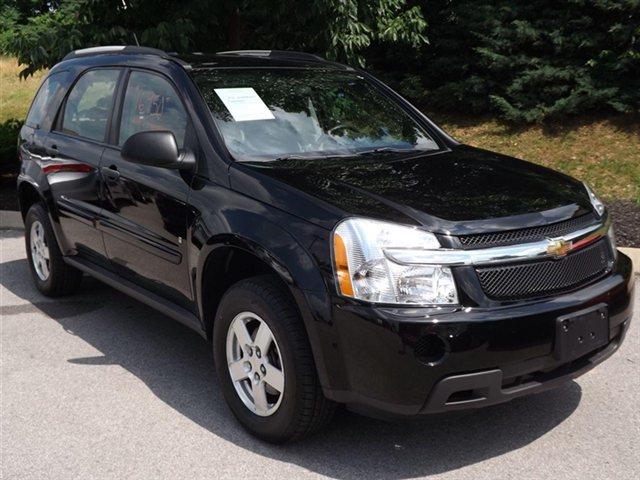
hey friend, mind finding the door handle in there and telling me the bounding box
[101,165,120,180]
[47,144,58,158]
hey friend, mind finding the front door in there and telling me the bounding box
[100,70,193,309]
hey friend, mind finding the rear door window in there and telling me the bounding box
[118,71,187,147]
[60,69,120,142]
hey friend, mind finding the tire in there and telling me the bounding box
[213,275,335,443]
[24,202,82,296]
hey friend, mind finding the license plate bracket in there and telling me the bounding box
[554,304,609,362]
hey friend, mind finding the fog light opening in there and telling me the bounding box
[414,334,448,366]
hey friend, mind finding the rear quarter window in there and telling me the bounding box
[25,72,68,130]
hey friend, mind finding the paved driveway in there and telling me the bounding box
[2,229,639,479]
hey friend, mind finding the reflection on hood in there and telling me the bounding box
[243,145,591,223]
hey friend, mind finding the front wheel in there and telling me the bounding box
[213,275,335,443]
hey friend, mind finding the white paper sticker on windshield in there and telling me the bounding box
[214,87,275,121]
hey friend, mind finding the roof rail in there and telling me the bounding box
[62,45,168,61]
[216,50,326,62]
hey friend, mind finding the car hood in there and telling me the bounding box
[230,145,594,234]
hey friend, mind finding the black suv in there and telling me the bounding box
[18,46,634,443]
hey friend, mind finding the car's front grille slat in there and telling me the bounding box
[475,238,612,300]
[459,214,596,249]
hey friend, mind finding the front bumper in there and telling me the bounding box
[321,251,634,417]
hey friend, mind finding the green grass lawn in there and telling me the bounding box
[1,56,47,120]
[436,113,640,204]
[1,56,638,203]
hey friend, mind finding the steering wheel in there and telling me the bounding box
[328,124,358,136]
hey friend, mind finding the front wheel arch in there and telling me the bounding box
[200,245,289,340]
[212,274,335,442]
[197,240,338,393]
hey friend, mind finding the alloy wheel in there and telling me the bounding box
[30,220,50,281]
[226,311,285,416]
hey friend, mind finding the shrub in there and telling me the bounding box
[0,119,23,174]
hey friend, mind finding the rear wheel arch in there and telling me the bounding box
[18,181,43,219]
[24,202,82,296]
[18,179,69,252]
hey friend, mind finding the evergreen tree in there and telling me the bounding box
[418,0,640,122]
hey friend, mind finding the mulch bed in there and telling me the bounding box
[1,171,638,247]
[0,172,19,211]
[607,200,640,248]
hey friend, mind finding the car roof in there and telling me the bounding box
[56,46,352,72]
[181,51,352,71]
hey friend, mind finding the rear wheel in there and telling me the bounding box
[24,203,82,296]
[213,275,335,443]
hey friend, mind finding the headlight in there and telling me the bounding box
[583,183,605,217]
[333,218,458,305]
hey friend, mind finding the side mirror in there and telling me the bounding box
[121,131,194,170]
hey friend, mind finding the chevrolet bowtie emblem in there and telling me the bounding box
[547,238,573,258]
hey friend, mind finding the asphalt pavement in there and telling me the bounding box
[2,229,639,479]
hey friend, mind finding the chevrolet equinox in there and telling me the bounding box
[18,46,635,443]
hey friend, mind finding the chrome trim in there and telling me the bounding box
[384,219,610,266]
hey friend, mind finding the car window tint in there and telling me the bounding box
[25,72,66,129]
[195,69,439,161]
[61,69,120,141]
[118,72,187,147]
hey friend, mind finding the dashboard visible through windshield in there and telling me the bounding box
[193,68,439,161]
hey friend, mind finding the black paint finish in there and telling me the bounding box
[37,130,111,268]
[16,49,634,418]
[100,144,193,310]
[232,146,592,233]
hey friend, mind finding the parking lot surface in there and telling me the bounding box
[2,229,639,479]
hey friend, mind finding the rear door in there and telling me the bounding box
[20,71,69,170]
[99,69,193,309]
[47,68,122,268]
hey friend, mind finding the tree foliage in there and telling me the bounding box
[0,0,427,76]
[1,0,638,123]
[414,0,640,123]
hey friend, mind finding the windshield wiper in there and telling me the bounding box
[273,154,325,161]
[273,153,357,162]
[270,148,423,162]
[354,147,420,156]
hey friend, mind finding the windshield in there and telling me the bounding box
[193,69,439,161]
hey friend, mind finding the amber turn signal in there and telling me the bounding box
[333,233,354,297]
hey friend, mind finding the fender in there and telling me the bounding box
[189,187,341,390]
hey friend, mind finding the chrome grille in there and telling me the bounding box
[475,238,612,300]
[458,214,596,249]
